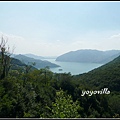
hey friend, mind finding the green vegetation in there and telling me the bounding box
[0,37,120,118]
[14,54,60,69]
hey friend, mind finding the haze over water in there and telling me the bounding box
[43,58,103,75]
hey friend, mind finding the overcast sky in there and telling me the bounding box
[0,1,120,56]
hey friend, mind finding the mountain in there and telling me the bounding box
[75,55,120,91]
[13,54,60,69]
[10,57,37,71]
[56,49,120,63]
[0,53,36,71]
[24,53,44,59]
[43,56,57,59]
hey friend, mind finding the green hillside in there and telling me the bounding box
[75,55,120,91]
[0,50,120,118]
[10,57,37,72]
[14,54,60,69]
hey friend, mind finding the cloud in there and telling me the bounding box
[68,32,120,51]
[56,40,60,42]
[100,33,120,50]
[110,33,120,39]
[0,32,24,40]
[0,32,66,56]
[0,31,26,54]
[0,31,120,56]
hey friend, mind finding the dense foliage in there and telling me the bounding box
[0,38,120,118]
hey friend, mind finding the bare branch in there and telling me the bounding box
[0,35,14,79]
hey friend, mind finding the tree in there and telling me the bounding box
[24,62,36,74]
[0,36,13,80]
[50,89,82,118]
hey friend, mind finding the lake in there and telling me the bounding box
[42,58,103,75]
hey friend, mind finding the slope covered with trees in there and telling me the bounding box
[14,54,60,69]
[10,57,37,73]
[74,55,120,91]
[0,37,120,118]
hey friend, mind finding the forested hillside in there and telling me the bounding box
[14,54,60,69]
[0,38,120,118]
[10,57,37,72]
[74,55,120,91]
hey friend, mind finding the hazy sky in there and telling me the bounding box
[0,1,120,56]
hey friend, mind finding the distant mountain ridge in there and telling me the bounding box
[10,57,37,72]
[56,49,120,63]
[24,53,44,59]
[13,54,60,69]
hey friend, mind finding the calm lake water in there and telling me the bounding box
[42,58,103,75]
